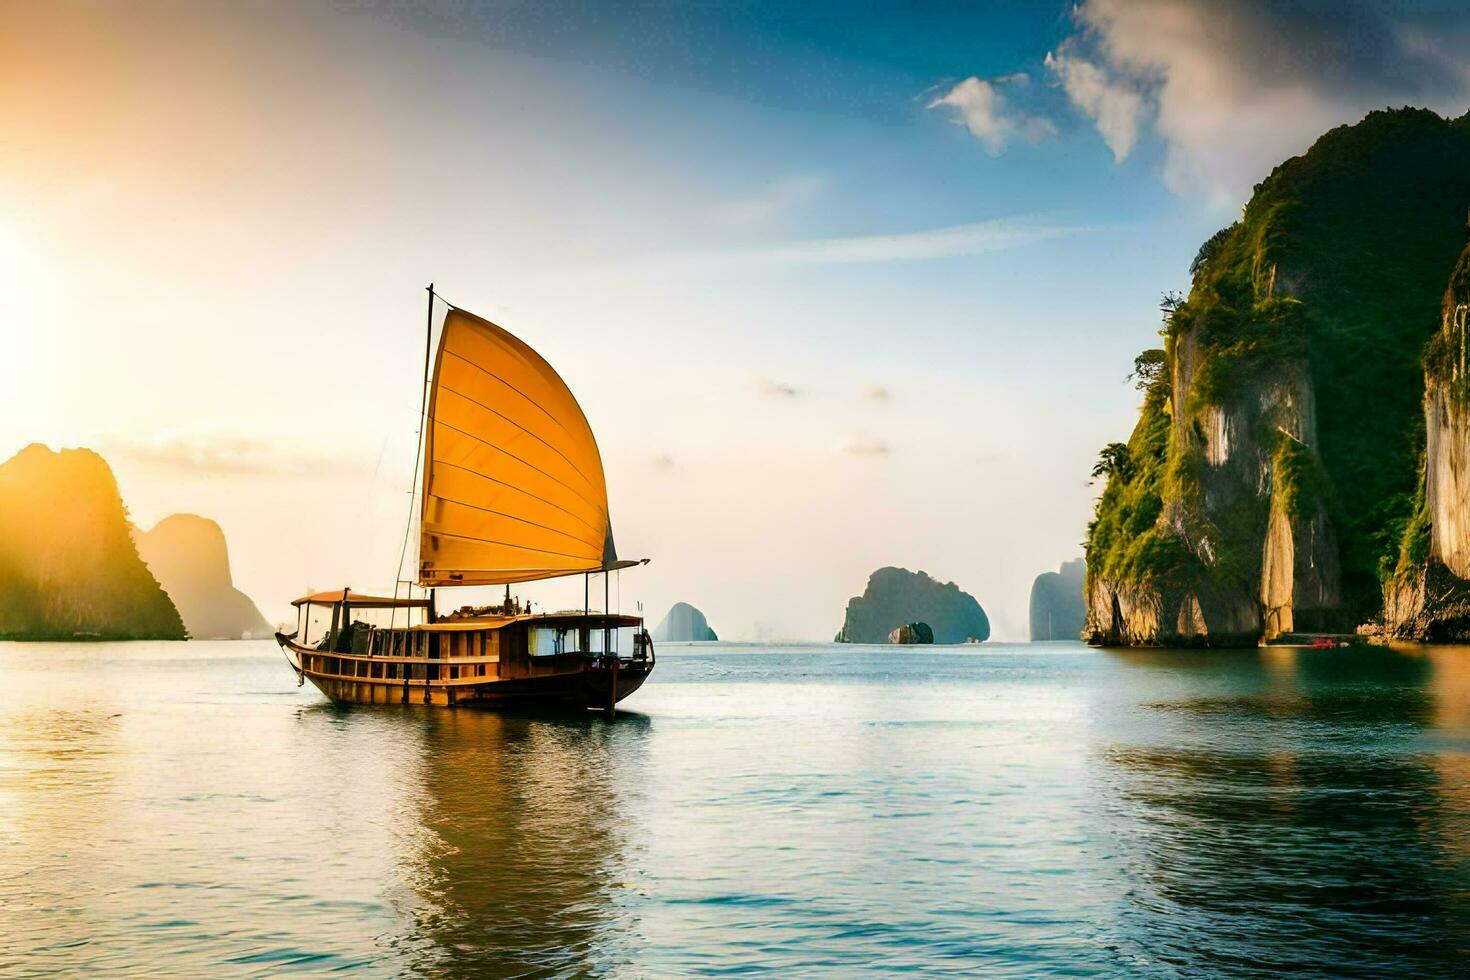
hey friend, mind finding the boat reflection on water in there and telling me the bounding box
[1098,645,1470,975]
[387,708,653,976]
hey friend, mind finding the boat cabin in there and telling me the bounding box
[283,589,651,709]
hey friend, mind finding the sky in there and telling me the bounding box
[3,0,1470,640]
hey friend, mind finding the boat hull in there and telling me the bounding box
[278,633,652,713]
[300,658,651,710]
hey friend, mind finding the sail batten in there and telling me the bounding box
[435,382,603,490]
[428,460,603,531]
[419,307,617,587]
[427,416,604,514]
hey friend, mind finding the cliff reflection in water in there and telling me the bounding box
[1099,645,1470,975]
[390,709,652,976]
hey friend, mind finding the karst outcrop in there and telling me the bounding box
[838,567,988,644]
[651,602,718,642]
[0,444,185,640]
[1029,558,1086,641]
[133,514,272,640]
[1384,242,1470,639]
[1086,108,1470,646]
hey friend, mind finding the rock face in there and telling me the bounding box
[132,514,271,640]
[838,567,988,644]
[1029,559,1086,641]
[887,622,933,644]
[1085,108,1470,646]
[651,602,718,641]
[1384,243,1470,639]
[0,444,185,640]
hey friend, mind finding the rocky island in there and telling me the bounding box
[1384,241,1470,639]
[1029,559,1085,641]
[837,567,988,644]
[651,602,718,641]
[133,514,272,640]
[1085,108,1470,646]
[0,444,185,640]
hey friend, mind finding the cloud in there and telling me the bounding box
[842,439,892,457]
[609,215,1081,273]
[760,380,802,398]
[1047,0,1470,206]
[106,435,366,480]
[927,73,1057,155]
[754,216,1078,265]
[711,174,828,229]
[865,385,891,402]
[650,453,675,468]
[1043,45,1144,163]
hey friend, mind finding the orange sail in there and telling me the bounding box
[418,307,618,586]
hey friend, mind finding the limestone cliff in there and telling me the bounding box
[838,567,988,644]
[1086,108,1470,646]
[132,514,271,640]
[651,602,718,642]
[1385,242,1470,639]
[0,444,185,640]
[1029,558,1086,641]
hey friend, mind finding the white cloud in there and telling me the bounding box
[760,380,802,398]
[104,435,367,480]
[756,216,1076,265]
[927,74,1056,156]
[1047,0,1470,207]
[711,174,828,229]
[1043,45,1144,163]
[613,215,1083,271]
[841,438,892,457]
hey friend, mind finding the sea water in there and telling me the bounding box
[1,640,1466,977]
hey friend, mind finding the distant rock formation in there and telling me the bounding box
[838,567,989,644]
[887,622,933,644]
[1029,559,1086,641]
[133,514,271,640]
[651,602,718,641]
[0,444,185,640]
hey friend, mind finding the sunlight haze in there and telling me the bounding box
[5,0,1466,638]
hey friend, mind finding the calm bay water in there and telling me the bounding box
[1,640,1467,977]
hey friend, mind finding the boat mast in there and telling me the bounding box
[391,283,436,630]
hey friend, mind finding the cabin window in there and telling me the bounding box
[530,627,582,656]
[450,666,459,679]
[477,663,486,677]
[371,662,383,679]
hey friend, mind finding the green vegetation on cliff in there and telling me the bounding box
[1088,107,1470,635]
[1085,377,1190,587]
[0,444,185,640]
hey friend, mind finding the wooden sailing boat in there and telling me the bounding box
[276,289,654,714]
